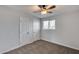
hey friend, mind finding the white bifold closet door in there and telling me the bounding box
[20,16,33,45]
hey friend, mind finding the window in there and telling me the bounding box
[49,20,55,29]
[43,21,49,29]
[43,20,56,30]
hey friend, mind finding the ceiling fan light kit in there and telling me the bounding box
[41,9,48,15]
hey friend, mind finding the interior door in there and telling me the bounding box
[33,19,40,41]
[20,16,33,45]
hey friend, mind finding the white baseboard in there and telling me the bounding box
[41,38,79,50]
[2,38,79,54]
[1,39,38,54]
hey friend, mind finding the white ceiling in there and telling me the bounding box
[5,5,79,18]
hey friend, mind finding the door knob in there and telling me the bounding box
[27,32,29,34]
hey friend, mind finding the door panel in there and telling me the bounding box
[33,19,40,41]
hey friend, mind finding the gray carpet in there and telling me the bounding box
[5,40,79,54]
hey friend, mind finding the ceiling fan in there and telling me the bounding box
[34,5,56,15]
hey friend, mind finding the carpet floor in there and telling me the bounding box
[5,40,79,54]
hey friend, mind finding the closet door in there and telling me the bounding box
[20,16,33,45]
[33,19,40,41]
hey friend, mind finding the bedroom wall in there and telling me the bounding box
[0,6,40,53]
[41,11,79,50]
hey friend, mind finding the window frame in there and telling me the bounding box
[42,19,56,30]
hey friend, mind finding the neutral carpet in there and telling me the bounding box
[4,40,79,54]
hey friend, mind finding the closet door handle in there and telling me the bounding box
[27,32,29,34]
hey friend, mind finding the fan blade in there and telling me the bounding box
[38,5,43,8]
[47,5,56,10]
[43,5,48,9]
[42,5,46,8]
[48,11,52,13]
[38,5,45,8]
[38,5,47,9]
